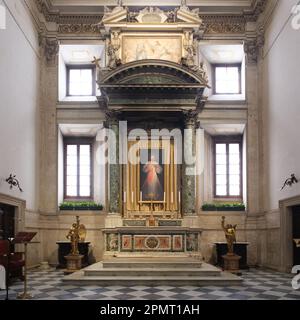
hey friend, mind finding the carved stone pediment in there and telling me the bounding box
[135,7,169,24]
[177,5,203,24]
[102,5,128,24]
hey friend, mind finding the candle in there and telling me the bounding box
[179,191,181,203]
[131,191,134,204]
[124,191,126,203]
[171,192,173,204]
[140,191,143,201]
[164,192,166,203]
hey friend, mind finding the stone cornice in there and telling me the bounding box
[243,0,268,22]
[35,0,268,36]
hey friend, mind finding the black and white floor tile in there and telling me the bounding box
[1,268,300,300]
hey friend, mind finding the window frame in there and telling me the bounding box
[66,65,96,97]
[63,137,94,201]
[213,136,243,199]
[212,63,242,95]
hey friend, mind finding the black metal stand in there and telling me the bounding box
[5,238,13,301]
[5,258,9,300]
[5,239,11,300]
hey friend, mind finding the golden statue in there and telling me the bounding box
[66,216,86,255]
[221,216,237,255]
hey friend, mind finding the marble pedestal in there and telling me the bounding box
[64,254,84,273]
[222,254,241,273]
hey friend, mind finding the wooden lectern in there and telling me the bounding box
[13,232,37,300]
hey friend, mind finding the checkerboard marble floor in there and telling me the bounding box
[1,268,300,300]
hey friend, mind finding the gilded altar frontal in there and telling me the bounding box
[1,0,300,304]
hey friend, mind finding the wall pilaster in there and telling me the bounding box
[39,37,59,215]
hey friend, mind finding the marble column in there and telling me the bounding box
[106,111,121,214]
[182,111,197,215]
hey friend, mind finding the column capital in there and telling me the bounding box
[183,110,198,128]
[105,110,122,126]
[244,28,265,64]
[39,35,59,64]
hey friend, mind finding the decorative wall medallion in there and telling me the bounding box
[133,235,171,251]
[145,236,159,249]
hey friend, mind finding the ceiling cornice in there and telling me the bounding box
[35,0,268,36]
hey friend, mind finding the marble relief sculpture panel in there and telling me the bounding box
[122,35,182,64]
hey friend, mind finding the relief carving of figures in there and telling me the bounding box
[107,32,122,69]
[197,61,209,84]
[107,234,119,251]
[123,38,181,64]
[182,31,195,68]
[186,233,198,252]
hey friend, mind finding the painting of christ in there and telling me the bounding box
[140,149,164,202]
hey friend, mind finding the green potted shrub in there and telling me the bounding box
[202,203,217,211]
[59,201,103,211]
[202,202,245,212]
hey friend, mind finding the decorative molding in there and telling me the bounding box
[244,0,268,22]
[35,0,268,36]
[135,7,169,24]
[202,16,246,34]
[58,24,102,34]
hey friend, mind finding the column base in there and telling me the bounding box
[222,253,241,273]
[64,254,84,273]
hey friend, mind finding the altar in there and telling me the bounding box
[103,226,201,254]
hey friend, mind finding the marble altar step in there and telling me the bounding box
[102,257,203,269]
[63,259,242,286]
[84,267,219,277]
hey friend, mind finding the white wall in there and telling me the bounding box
[0,0,39,210]
[262,0,300,211]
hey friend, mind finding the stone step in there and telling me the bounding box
[63,271,242,287]
[84,268,220,277]
[102,257,203,269]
